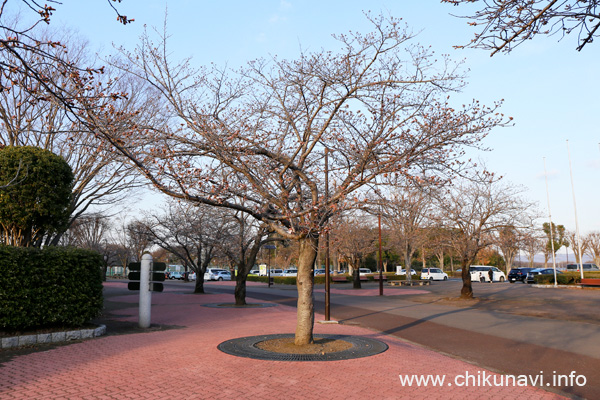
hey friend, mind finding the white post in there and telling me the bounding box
[543,158,558,287]
[139,253,153,328]
[567,140,584,280]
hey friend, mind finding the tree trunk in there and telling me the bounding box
[234,273,247,306]
[194,259,211,294]
[352,267,362,289]
[404,249,412,282]
[295,234,318,345]
[460,257,474,299]
[194,278,205,293]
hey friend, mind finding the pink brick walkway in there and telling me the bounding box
[0,282,564,399]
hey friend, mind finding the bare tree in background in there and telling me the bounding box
[566,230,589,264]
[443,0,600,54]
[136,201,233,294]
[427,227,455,272]
[521,228,546,268]
[585,231,600,266]
[331,213,377,289]
[218,212,277,305]
[434,172,535,298]
[496,226,521,273]
[380,186,433,282]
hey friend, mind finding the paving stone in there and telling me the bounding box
[94,325,106,337]
[64,330,81,341]
[80,329,95,339]
[51,331,66,342]
[18,334,37,347]
[1,336,18,349]
[36,333,52,344]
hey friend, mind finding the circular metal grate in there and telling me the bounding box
[218,333,388,361]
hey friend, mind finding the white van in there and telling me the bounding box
[469,265,506,282]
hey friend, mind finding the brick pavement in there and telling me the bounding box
[0,282,565,399]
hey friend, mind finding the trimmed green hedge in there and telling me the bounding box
[534,271,600,285]
[0,245,104,330]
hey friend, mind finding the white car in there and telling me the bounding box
[469,265,506,282]
[204,268,230,281]
[359,268,372,276]
[397,269,417,276]
[283,269,298,276]
[420,268,448,281]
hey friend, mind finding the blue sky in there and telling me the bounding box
[16,1,600,234]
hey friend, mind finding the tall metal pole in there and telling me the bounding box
[378,213,383,296]
[268,250,271,288]
[567,140,584,280]
[544,158,558,287]
[324,148,331,321]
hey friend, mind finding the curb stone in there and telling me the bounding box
[1,324,106,350]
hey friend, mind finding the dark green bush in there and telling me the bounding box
[533,272,593,285]
[0,245,104,331]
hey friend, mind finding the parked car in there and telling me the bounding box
[249,269,260,275]
[469,265,506,282]
[188,272,196,281]
[565,263,600,273]
[420,268,448,281]
[359,268,372,276]
[508,267,534,283]
[214,270,232,281]
[168,271,184,280]
[313,269,326,275]
[396,269,417,276]
[526,268,562,284]
[204,268,229,281]
[283,269,298,276]
[269,269,284,276]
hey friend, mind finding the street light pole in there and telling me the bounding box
[324,148,331,321]
[378,212,383,296]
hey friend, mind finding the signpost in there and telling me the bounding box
[127,255,166,327]
[263,244,276,287]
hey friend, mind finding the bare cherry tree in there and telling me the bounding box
[99,14,508,344]
[331,213,378,288]
[566,229,589,264]
[380,186,433,281]
[443,0,600,54]
[427,227,456,272]
[521,228,546,268]
[434,172,535,298]
[218,212,279,305]
[136,200,234,294]
[495,226,521,273]
[585,231,600,266]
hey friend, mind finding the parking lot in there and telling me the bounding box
[397,278,600,325]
